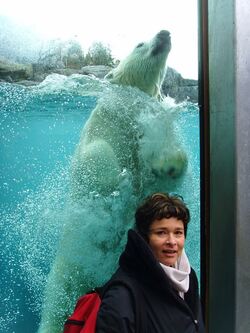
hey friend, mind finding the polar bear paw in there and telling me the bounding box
[151,150,188,179]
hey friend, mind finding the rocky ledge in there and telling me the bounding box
[162,67,198,103]
[0,57,198,103]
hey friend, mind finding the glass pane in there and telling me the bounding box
[0,1,199,332]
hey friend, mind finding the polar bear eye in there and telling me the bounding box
[136,42,144,48]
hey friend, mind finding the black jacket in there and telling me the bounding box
[96,229,205,333]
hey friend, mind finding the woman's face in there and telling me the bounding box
[148,217,185,267]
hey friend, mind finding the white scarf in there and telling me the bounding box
[159,249,191,299]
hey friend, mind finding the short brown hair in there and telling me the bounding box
[135,192,190,240]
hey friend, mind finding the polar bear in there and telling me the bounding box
[38,30,188,333]
[70,30,186,200]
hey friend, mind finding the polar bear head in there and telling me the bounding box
[105,30,171,99]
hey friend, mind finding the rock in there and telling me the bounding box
[162,67,198,103]
[81,65,112,79]
[15,80,40,87]
[0,57,33,82]
[30,65,112,82]
[0,59,198,103]
[51,68,83,77]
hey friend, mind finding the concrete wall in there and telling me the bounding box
[206,0,250,332]
[235,1,250,331]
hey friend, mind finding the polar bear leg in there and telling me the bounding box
[72,139,121,197]
[37,261,73,333]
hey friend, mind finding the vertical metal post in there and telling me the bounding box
[198,0,210,327]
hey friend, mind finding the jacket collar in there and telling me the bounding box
[119,229,174,295]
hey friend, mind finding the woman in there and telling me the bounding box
[96,192,205,333]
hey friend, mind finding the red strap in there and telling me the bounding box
[63,292,101,333]
[81,293,101,332]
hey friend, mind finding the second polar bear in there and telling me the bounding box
[38,30,188,333]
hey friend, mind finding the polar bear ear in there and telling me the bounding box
[104,71,114,80]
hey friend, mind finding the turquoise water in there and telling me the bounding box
[0,77,200,333]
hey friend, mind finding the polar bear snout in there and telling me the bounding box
[151,30,171,57]
[156,30,171,40]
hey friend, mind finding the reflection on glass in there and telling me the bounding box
[0,1,199,332]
